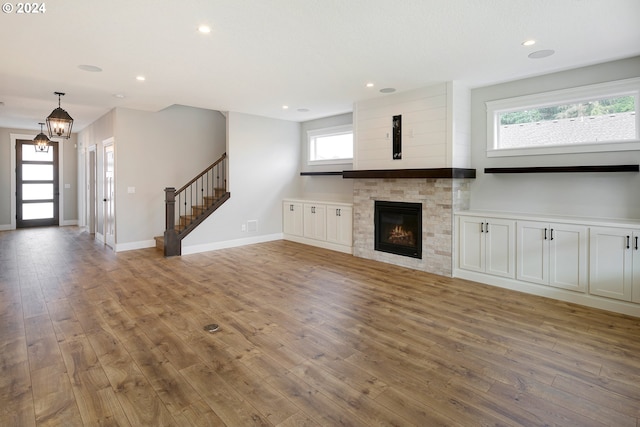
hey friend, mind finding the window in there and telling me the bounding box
[487,78,640,157]
[307,125,353,165]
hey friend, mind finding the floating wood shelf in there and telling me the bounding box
[342,168,476,179]
[485,165,639,174]
[300,171,343,176]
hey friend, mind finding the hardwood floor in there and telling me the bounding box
[1,227,639,426]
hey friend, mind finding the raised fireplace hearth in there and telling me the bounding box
[375,201,422,259]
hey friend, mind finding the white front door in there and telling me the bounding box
[104,142,115,249]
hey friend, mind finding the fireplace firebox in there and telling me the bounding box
[374,201,422,259]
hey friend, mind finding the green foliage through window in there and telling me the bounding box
[500,96,635,125]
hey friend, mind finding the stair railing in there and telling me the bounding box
[164,152,228,256]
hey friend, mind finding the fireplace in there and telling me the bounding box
[374,201,422,259]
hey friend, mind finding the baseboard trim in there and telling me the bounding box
[283,234,353,254]
[454,268,640,318]
[181,233,283,255]
[115,240,156,252]
[0,224,12,231]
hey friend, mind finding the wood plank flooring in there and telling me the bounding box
[1,226,639,426]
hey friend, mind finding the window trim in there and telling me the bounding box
[307,124,353,165]
[486,77,640,158]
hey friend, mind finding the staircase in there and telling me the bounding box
[155,153,230,256]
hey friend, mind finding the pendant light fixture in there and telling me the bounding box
[46,91,74,139]
[33,122,51,153]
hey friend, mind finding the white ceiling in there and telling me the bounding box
[1,0,639,133]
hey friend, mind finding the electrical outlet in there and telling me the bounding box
[241,224,247,232]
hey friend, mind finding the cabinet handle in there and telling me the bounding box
[550,229,554,241]
[336,209,341,216]
[627,235,630,249]
[290,204,293,211]
[544,228,547,240]
[635,236,638,251]
[485,223,489,233]
[480,222,484,233]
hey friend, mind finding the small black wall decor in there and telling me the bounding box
[393,114,402,159]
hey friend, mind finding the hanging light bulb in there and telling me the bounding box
[46,91,74,139]
[34,122,51,153]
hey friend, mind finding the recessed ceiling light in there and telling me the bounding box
[198,25,211,34]
[113,93,126,99]
[282,105,289,110]
[366,82,374,88]
[521,39,536,47]
[380,87,396,93]
[297,108,310,113]
[78,64,102,72]
[528,49,555,59]
[136,75,146,81]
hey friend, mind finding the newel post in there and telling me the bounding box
[164,187,180,256]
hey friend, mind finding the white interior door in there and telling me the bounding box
[104,142,115,249]
[86,145,97,234]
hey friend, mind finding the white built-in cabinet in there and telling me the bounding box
[517,221,587,292]
[326,204,353,246]
[303,203,326,241]
[455,212,640,317]
[458,216,515,278]
[589,227,640,303]
[282,201,303,237]
[283,199,352,254]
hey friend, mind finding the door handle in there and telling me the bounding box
[550,229,554,241]
[103,198,107,202]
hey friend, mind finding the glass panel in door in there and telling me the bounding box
[16,139,59,228]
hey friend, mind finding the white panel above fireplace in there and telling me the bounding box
[353,81,470,170]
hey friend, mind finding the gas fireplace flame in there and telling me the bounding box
[388,225,415,246]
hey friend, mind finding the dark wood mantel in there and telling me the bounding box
[342,168,476,179]
[484,165,639,174]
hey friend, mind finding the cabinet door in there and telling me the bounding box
[549,224,587,292]
[326,205,352,246]
[517,221,548,285]
[283,201,303,236]
[303,204,326,241]
[633,232,640,303]
[484,218,515,279]
[589,227,632,301]
[458,216,484,273]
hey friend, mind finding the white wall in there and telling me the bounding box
[354,82,471,170]
[114,105,226,249]
[181,112,300,253]
[300,112,353,202]
[469,56,640,220]
[77,110,114,236]
[77,105,226,250]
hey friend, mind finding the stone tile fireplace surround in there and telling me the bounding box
[352,178,471,277]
